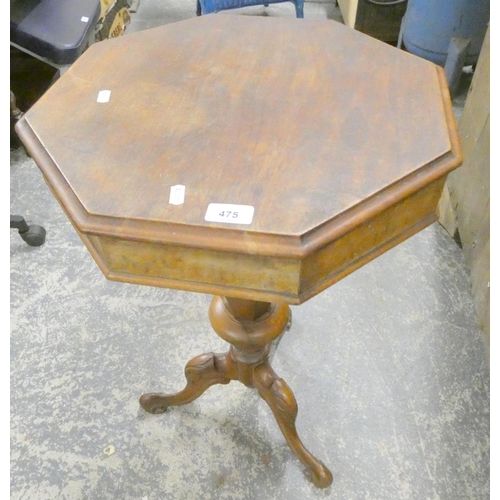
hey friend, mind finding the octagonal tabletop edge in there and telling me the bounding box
[17,15,462,259]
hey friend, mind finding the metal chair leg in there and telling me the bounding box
[10,215,46,247]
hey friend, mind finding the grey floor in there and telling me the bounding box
[10,1,489,499]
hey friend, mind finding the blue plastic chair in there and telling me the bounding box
[196,0,304,18]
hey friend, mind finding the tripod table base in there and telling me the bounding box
[139,296,333,489]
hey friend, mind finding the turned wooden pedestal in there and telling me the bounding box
[16,14,461,489]
[140,297,332,487]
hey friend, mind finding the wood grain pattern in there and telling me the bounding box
[15,15,461,304]
[299,177,445,299]
[438,27,489,360]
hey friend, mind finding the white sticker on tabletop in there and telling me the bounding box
[81,16,89,23]
[97,90,111,103]
[169,185,185,205]
[205,204,254,225]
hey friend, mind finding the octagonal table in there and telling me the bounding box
[16,14,461,488]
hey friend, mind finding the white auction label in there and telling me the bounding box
[97,90,111,103]
[205,204,254,224]
[169,185,185,205]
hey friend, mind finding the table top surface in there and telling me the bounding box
[18,14,460,272]
[19,14,460,256]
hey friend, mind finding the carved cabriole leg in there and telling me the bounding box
[140,295,332,488]
[139,352,237,413]
[253,361,333,488]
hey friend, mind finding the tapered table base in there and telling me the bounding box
[139,296,333,488]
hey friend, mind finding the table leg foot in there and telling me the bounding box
[253,361,333,489]
[139,352,235,414]
[141,297,332,487]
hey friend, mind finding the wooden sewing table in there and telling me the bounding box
[16,15,461,488]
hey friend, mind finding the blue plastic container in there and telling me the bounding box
[401,0,489,66]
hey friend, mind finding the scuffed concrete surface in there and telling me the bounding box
[10,150,490,500]
[11,2,489,499]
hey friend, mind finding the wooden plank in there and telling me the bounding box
[438,26,490,359]
[338,0,359,28]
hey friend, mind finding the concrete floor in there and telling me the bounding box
[10,1,489,499]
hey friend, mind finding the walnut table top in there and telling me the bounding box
[16,14,461,304]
